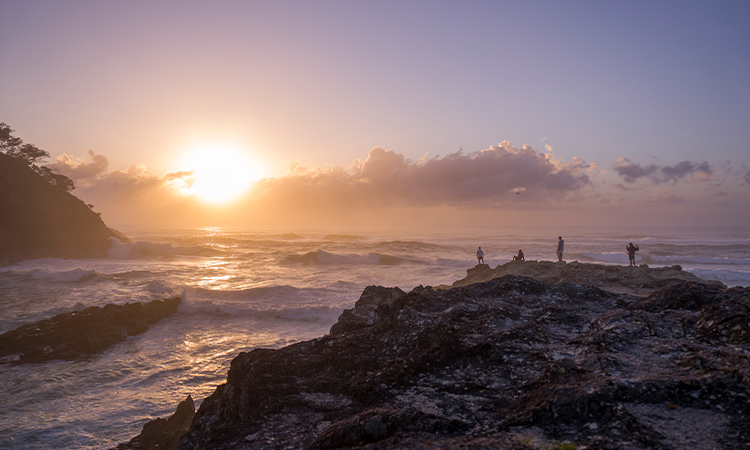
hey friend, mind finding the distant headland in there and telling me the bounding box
[0,152,128,265]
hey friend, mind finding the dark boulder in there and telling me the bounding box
[0,297,181,364]
[630,280,725,312]
[177,274,750,449]
[329,286,406,335]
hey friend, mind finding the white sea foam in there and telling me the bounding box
[685,268,750,287]
[28,267,101,282]
[147,280,178,295]
[647,255,750,265]
[107,238,221,259]
[581,252,630,264]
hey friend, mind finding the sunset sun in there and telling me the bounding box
[179,145,264,204]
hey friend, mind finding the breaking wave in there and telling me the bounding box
[108,238,224,259]
[0,267,104,283]
[372,240,445,253]
[282,250,407,266]
[323,234,367,241]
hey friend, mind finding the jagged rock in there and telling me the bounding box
[113,395,195,450]
[330,286,406,335]
[630,280,725,312]
[177,272,750,450]
[696,286,750,344]
[0,152,129,265]
[0,297,181,364]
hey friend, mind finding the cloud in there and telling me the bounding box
[52,150,195,200]
[51,150,109,186]
[612,158,659,183]
[660,161,712,182]
[43,142,750,228]
[254,142,592,209]
[613,158,713,184]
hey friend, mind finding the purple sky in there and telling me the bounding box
[1,1,749,228]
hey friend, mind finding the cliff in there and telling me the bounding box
[0,152,128,265]
[174,265,749,450]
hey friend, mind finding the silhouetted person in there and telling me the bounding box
[626,242,639,266]
[512,249,524,261]
[557,236,564,262]
[477,247,484,265]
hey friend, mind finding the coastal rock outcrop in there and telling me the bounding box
[452,260,724,295]
[0,297,181,364]
[177,271,750,449]
[0,152,128,265]
[113,395,195,450]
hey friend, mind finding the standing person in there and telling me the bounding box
[626,242,639,266]
[557,236,564,262]
[477,247,484,265]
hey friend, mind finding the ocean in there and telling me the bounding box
[1,226,749,449]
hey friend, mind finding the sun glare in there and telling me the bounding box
[179,145,264,204]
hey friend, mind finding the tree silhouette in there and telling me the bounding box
[0,122,75,192]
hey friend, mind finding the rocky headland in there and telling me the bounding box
[0,152,128,265]
[164,262,749,450]
[0,297,181,364]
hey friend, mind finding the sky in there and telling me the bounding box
[1,0,749,229]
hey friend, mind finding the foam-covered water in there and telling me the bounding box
[1,226,748,448]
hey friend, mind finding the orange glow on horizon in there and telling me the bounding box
[177,144,266,205]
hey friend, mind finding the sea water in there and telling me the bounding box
[1,226,748,449]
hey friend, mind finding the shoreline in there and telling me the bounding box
[118,262,748,449]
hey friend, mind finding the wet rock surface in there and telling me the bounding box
[0,297,181,364]
[452,260,725,296]
[113,395,195,450]
[177,271,750,450]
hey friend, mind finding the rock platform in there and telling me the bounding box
[0,297,181,364]
[174,265,749,449]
